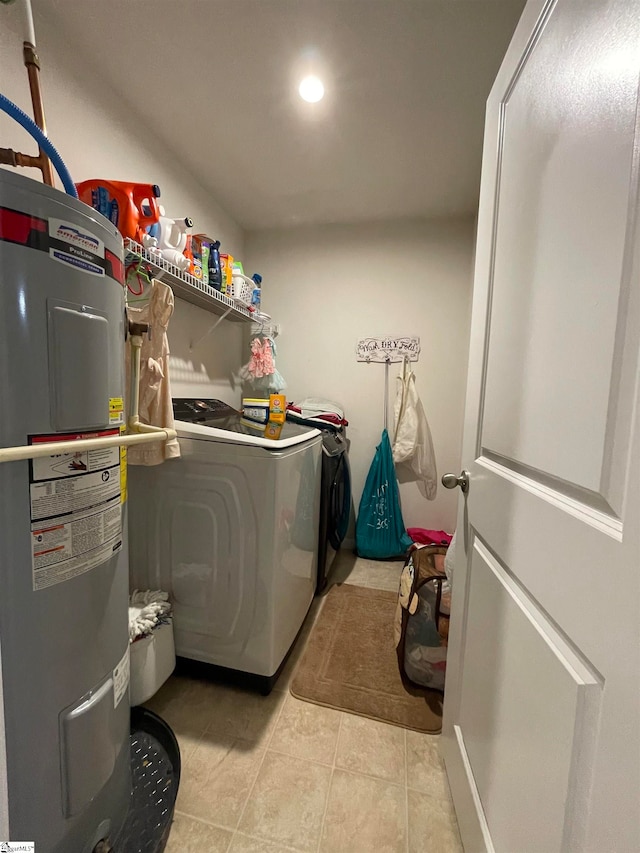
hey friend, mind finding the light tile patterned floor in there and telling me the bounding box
[150,555,463,853]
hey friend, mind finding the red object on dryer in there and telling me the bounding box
[407,528,452,547]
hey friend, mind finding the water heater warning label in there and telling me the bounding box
[29,430,122,591]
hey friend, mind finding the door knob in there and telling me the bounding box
[442,471,470,493]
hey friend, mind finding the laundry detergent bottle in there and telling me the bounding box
[76,179,161,244]
[149,206,193,271]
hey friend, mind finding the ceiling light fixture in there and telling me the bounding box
[298,75,324,103]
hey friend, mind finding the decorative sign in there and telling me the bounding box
[356,336,420,363]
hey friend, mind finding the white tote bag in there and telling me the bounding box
[392,369,438,500]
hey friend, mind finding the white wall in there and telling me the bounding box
[1,6,475,531]
[245,218,475,534]
[0,3,244,405]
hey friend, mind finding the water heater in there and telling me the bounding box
[0,169,130,851]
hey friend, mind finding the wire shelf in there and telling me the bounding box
[124,238,253,322]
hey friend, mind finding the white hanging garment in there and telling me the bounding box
[125,280,181,465]
[392,366,438,500]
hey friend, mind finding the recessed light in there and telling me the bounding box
[298,75,324,103]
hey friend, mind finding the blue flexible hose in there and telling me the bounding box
[0,92,78,198]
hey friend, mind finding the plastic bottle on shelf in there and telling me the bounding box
[160,248,190,271]
[208,240,222,291]
[251,273,262,311]
[76,179,161,244]
[147,207,193,271]
[182,224,195,274]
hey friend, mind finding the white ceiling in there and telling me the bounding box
[44,0,525,230]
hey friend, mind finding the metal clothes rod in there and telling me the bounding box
[384,360,390,432]
[0,430,174,465]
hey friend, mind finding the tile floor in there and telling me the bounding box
[148,552,463,853]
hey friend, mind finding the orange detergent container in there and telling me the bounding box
[75,179,162,243]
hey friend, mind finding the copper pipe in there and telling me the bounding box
[22,40,54,186]
[0,147,43,168]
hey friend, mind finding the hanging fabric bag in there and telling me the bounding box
[392,365,438,500]
[355,429,412,559]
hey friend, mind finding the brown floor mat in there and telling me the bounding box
[290,584,443,734]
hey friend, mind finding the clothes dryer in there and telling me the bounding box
[128,399,322,692]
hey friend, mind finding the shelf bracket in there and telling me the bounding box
[190,306,233,349]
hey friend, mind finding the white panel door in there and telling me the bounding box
[441,2,640,851]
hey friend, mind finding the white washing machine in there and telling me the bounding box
[127,399,322,692]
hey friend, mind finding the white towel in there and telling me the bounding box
[297,397,344,420]
[129,589,172,642]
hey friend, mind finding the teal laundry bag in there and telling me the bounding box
[356,429,412,559]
